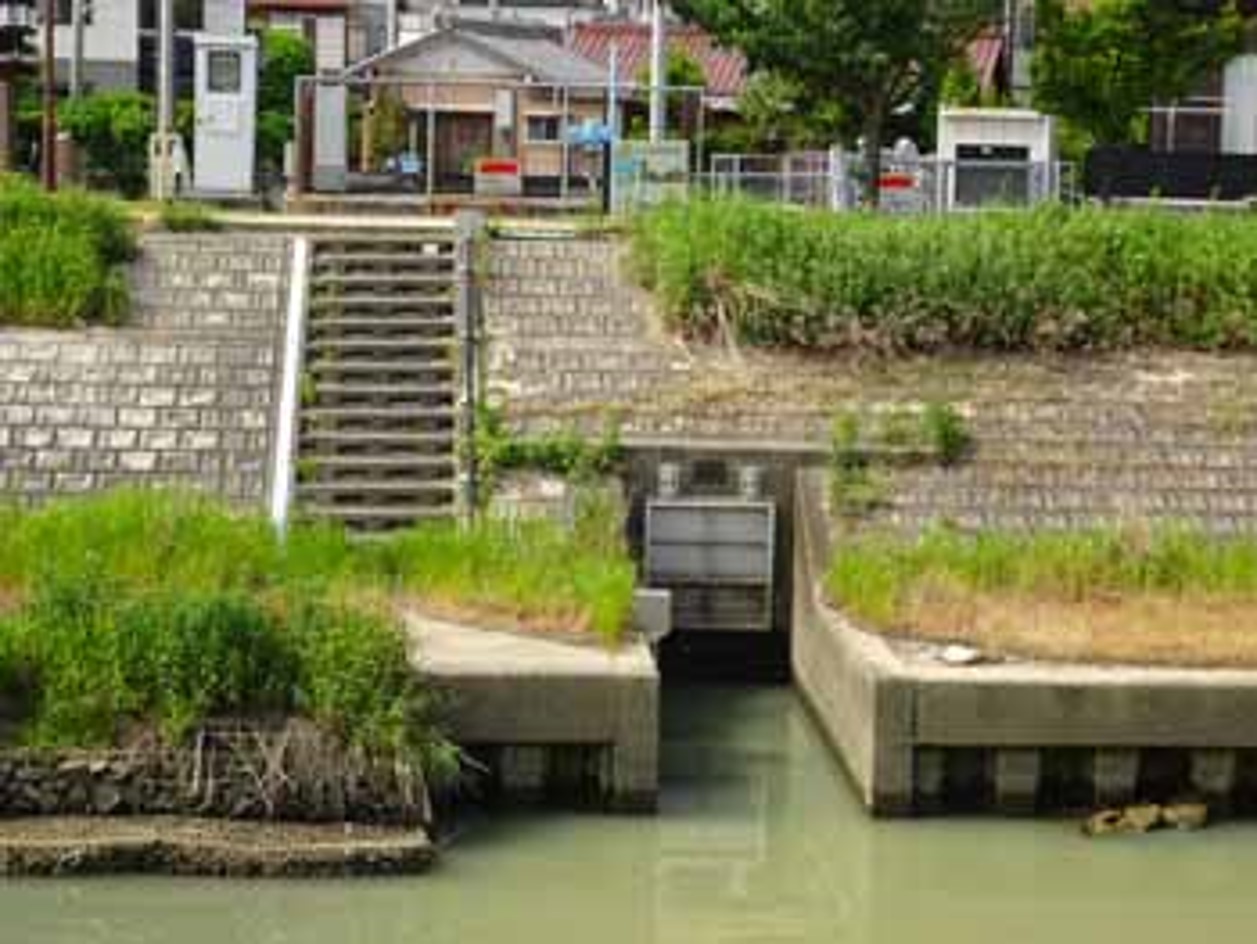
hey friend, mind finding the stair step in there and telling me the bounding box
[301,504,456,525]
[314,384,457,404]
[311,273,454,289]
[313,234,456,248]
[307,316,456,332]
[309,296,454,311]
[299,480,458,497]
[306,337,454,354]
[300,429,455,447]
[315,251,455,268]
[301,405,457,422]
[306,360,455,378]
[300,455,455,472]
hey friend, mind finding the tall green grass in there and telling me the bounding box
[0,491,634,754]
[632,199,1257,353]
[0,174,134,328]
[827,526,1257,629]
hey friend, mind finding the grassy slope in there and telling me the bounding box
[827,527,1257,668]
[632,199,1257,353]
[0,491,635,754]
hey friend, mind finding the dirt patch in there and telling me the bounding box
[0,816,435,878]
[885,587,1257,669]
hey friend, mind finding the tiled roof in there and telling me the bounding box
[350,24,605,87]
[569,22,747,100]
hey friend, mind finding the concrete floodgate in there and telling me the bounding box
[793,469,1257,818]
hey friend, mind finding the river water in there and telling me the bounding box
[3,686,1256,944]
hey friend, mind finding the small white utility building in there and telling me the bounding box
[936,107,1057,209]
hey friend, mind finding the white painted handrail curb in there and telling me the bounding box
[271,236,310,533]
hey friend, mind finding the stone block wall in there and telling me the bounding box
[0,723,429,825]
[0,234,291,506]
[484,237,691,434]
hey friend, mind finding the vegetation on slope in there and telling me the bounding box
[0,491,635,758]
[826,526,1257,667]
[632,199,1257,354]
[0,176,134,328]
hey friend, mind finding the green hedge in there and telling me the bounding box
[0,175,134,328]
[631,200,1257,353]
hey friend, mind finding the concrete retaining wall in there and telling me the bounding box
[0,723,430,826]
[409,615,659,812]
[0,234,291,506]
[793,468,1257,816]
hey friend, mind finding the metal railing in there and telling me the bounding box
[701,151,1077,214]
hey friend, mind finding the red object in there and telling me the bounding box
[569,23,747,101]
[477,159,522,176]
[879,173,916,191]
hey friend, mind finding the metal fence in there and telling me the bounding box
[699,151,1078,214]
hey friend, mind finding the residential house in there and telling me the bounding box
[568,19,746,113]
[397,1,647,41]
[346,17,606,193]
[18,0,245,93]
[247,0,390,72]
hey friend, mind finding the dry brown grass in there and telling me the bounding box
[889,583,1257,669]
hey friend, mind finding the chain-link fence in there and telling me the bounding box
[698,150,1078,214]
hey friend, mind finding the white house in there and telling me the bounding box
[34,0,245,92]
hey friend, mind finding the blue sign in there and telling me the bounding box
[568,121,614,147]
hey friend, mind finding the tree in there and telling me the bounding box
[734,71,847,152]
[1032,0,1247,150]
[59,92,155,196]
[672,0,999,202]
[257,29,314,173]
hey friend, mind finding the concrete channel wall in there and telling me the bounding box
[409,616,659,812]
[793,468,1257,816]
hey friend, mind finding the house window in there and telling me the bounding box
[54,0,92,26]
[526,115,563,143]
[139,0,204,32]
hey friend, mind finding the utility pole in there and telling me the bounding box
[151,0,173,199]
[648,0,665,143]
[68,0,83,97]
[39,0,55,190]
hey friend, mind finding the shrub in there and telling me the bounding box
[631,199,1257,353]
[59,92,156,198]
[921,402,971,466]
[0,175,134,327]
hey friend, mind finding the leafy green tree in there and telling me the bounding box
[731,71,847,151]
[257,28,314,172]
[1032,0,1247,150]
[59,92,155,197]
[673,0,999,202]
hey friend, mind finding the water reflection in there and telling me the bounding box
[3,687,1257,943]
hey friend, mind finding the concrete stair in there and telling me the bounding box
[295,234,462,532]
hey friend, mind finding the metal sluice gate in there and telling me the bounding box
[644,464,776,636]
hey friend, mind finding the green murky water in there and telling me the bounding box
[3,686,1256,943]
